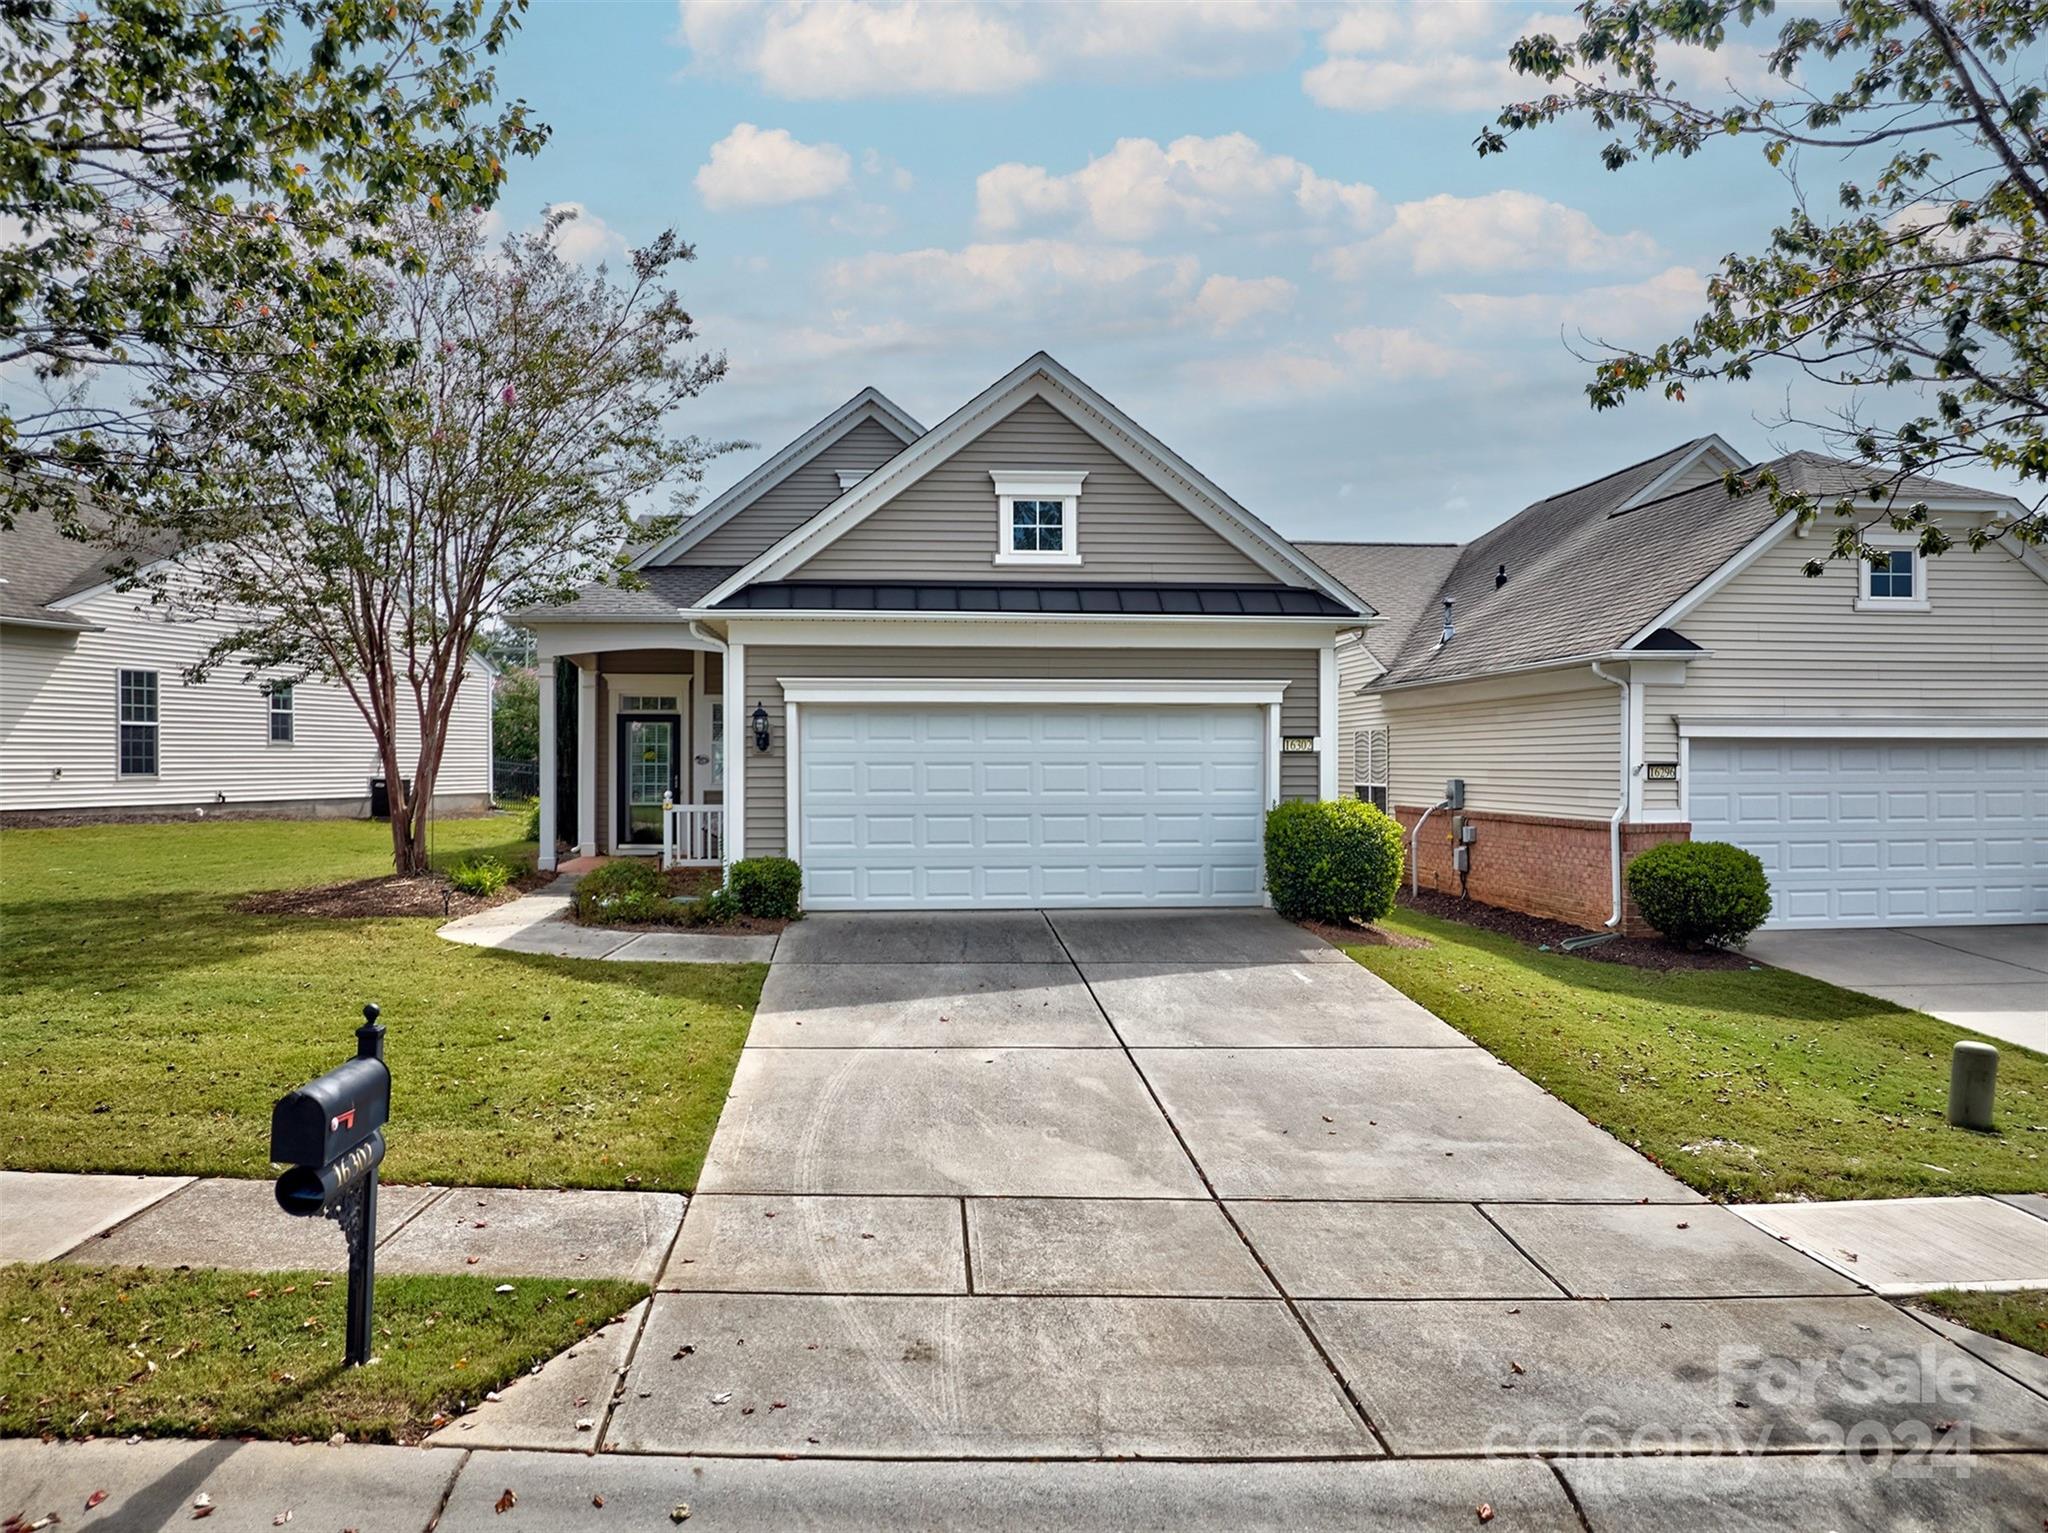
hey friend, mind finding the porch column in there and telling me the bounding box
[536,656,558,871]
[576,658,598,857]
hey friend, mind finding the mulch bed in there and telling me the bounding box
[1397,888,1757,973]
[237,864,548,921]
[1301,917,1433,950]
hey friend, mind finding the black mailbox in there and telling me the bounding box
[271,1003,390,1368]
[269,1054,390,1169]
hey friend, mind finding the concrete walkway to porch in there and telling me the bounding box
[435,875,777,963]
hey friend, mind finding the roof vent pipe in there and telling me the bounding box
[1439,597,1455,646]
[1495,564,1508,589]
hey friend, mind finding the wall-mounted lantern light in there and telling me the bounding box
[751,701,771,753]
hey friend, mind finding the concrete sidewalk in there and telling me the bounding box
[3,1434,2042,1531]
[1735,1193,2048,1295]
[0,1171,682,1281]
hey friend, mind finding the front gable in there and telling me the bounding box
[632,389,921,570]
[790,395,1274,585]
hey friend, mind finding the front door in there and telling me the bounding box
[616,713,682,847]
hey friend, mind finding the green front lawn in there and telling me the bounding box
[0,819,764,1189]
[1912,1289,2048,1358]
[1346,908,2046,1203]
[0,1264,643,1443]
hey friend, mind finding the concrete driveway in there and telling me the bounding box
[598,909,2045,1521]
[1745,924,2047,1053]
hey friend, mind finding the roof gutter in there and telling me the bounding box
[2,613,105,632]
[1369,645,1706,694]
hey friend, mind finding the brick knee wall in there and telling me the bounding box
[1394,805,1690,936]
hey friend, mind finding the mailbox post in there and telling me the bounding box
[271,1005,391,1367]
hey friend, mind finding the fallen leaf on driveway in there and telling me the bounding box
[592,1495,605,1509]
[1476,1505,1495,1524]
[87,1489,109,1510]
[709,1391,732,1405]
[495,1488,517,1514]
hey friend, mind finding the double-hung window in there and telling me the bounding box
[1856,540,1930,612]
[990,471,1086,568]
[117,669,158,776]
[269,683,295,743]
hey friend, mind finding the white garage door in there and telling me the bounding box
[1688,738,2048,928]
[797,705,1266,908]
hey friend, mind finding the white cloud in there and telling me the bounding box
[695,123,853,210]
[1187,274,1296,332]
[1321,190,1660,277]
[1186,324,1479,403]
[676,0,1303,99]
[1305,2,1518,112]
[478,202,628,265]
[825,239,1200,319]
[861,147,915,192]
[1442,265,1708,337]
[1333,324,1473,379]
[976,133,1379,241]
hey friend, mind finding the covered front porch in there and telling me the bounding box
[533,625,729,873]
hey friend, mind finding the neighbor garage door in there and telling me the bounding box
[1688,738,2048,928]
[797,705,1266,908]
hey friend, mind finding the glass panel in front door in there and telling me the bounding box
[624,719,675,845]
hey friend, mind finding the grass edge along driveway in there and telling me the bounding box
[0,1263,645,1444]
[1346,907,2046,1203]
[0,819,764,1191]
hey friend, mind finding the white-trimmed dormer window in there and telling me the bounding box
[991,470,1086,568]
[1855,537,1930,612]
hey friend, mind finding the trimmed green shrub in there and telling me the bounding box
[1263,799,1404,925]
[1626,840,1772,947]
[728,857,802,920]
[573,859,664,923]
[448,854,512,897]
[519,797,542,843]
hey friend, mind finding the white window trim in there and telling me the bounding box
[991,469,1086,568]
[268,682,294,745]
[116,667,160,778]
[834,469,871,491]
[1854,534,1931,612]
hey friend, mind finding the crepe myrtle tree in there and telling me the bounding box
[1479,0,2047,570]
[151,207,732,874]
[1,0,547,536]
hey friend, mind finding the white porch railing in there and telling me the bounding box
[660,795,725,869]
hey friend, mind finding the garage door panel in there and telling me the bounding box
[1689,737,2046,928]
[799,704,1268,908]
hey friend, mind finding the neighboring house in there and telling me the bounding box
[516,355,1370,908]
[1300,436,2048,933]
[0,506,494,821]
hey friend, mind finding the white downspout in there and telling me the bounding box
[1589,660,1629,929]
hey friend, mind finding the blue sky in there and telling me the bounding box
[488,1,1940,544]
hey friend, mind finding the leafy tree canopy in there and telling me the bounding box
[2,0,547,532]
[143,208,732,872]
[1481,0,2047,568]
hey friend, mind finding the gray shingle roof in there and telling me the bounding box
[511,564,741,625]
[1292,542,1460,664]
[1354,444,2015,689]
[0,500,181,629]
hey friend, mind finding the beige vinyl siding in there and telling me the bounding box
[1642,531,2048,813]
[739,643,1320,857]
[1378,669,1622,819]
[1335,637,1390,793]
[681,417,911,566]
[791,398,1276,585]
[0,568,490,813]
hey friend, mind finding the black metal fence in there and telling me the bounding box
[493,758,539,801]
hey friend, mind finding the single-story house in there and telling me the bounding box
[1300,436,2048,933]
[516,353,1370,908]
[0,505,494,822]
